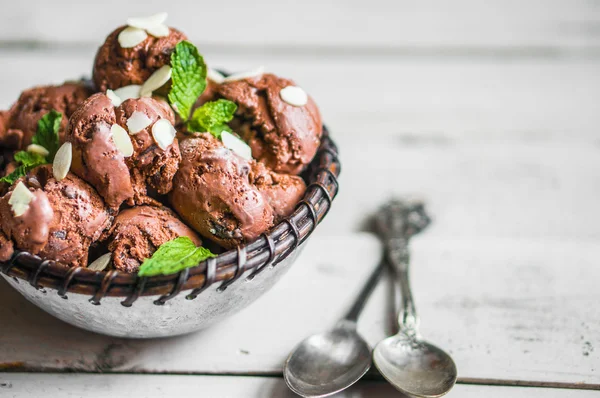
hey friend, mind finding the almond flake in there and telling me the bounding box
[146,23,170,37]
[118,26,148,48]
[140,65,172,97]
[152,119,176,150]
[127,111,152,135]
[221,131,252,160]
[280,86,308,107]
[126,13,168,30]
[88,253,112,272]
[113,85,141,102]
[207,68,225,84]
[106,89,122,107]
[8,181,34,217]
[27,144,49,157]
[52,142,72,181]
[111,124,134,157]
[223,66,265,83]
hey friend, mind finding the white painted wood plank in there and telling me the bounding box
[1,50,598,144]
[1,374,598,398]
[1,0,599,49]
[1,51,598,239]
[0,234,599,386]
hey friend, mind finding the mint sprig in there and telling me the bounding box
[187,99,237,138]
[33,110,62,161]
[137,236,216,277]
[0,111,62,184]
[168,41,207,122]
[0,151,46,184]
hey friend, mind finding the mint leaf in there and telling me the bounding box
[33,110,62,161]
[168,41,207,122]
[138,236,216,277]
[0,151,47,185]
[0,165,27,185]
[188,99,237,138]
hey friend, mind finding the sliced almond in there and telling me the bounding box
[146,23,170,37]
[106,89,122,107]
[140,65,172,97]
[118,26,148,48]
[126,111,152,135]
[110,124,134,157]
[88,253,112,272]
[27,144,49,157]
[280,86,308,107]
[207,68,225,84]
[52,142,72,182]
[113,85,141,102]
[221,131,252,161]
[152,119,176,150]
[8,181,34,217]
[223,66,264,83]
[127,13,168,30]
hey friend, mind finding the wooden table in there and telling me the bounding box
[1,1,599,396]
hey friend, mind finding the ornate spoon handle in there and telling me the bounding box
[374,199,431,335]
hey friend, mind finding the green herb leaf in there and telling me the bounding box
[168,41,207,122]
[32,110,62,161]
[137,236,216,277]
[0,151,46,184]
[187,99,237,138]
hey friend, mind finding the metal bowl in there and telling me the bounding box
[0,130,340,338]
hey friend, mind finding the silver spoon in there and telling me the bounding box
[373,199,457,397]
[284,201,429,397]
[284,259,383,397]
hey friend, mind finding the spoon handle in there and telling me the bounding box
[386,237,419,334]
[375,199,431,335]
[344,259,385,323]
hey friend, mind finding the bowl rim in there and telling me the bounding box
[0,127,340,306]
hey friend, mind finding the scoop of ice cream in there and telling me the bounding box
[215,74,322,175]
[67,92,181,209]
[105,205,202,273]
[0,82,92,149]
[252,162,306,220]
[0,230,14,262]
[170,133,306,248]
[0,166,112,267]
[93,25,187,91]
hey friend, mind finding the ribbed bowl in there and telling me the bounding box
[0,128,340,338]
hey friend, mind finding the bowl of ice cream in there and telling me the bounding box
[0,13,339,338]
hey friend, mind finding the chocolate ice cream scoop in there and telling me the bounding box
[252,162,307,220]
[0,230,14,262]
[105,205,202,273]
[67,92,181,209]
[0,82,92,150]
[0,165,112,268]
[216,74,322,175]
[170,133,306,248]
[93,25,187,91]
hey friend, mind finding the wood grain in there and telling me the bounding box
[0,234,598,386]
[2,374,598,398]
[1,0,599,51]
[0,1,599,393]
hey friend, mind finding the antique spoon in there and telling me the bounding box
[283,259,383,397]
[284,199,430,397]
[373,199,457,397]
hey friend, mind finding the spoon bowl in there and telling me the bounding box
[284,320,372,398]
[373,332,457,398]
